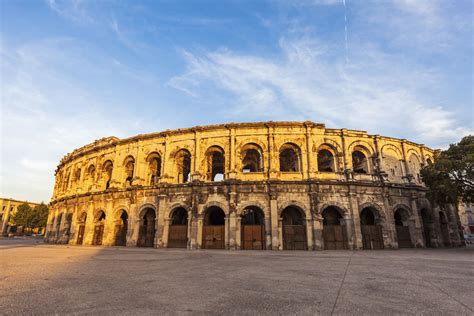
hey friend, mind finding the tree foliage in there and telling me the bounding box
[11,202,49,229]
[421,135,474,206]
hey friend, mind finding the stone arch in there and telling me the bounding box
[146,152,162,185]
[279,143,302,172]
[237,200,268,217]
[202,205,226,249]
[359,204,385,249]
[239,143,264,173]
[321,205,349,250]
[382,146,404,180]
[317,145,337,172]
[101,160,114,189]
[240,205,266,250]
[137,206,156,247]
[138,203,157,218]
[318,203,348,217]
[313,139,343,155]
[167,203,191,219]
[174,148,192,184]
[113,208,128,246]
[352,145,372,174]
[123,155,135,186]
[393,205,414,248]
[280,205,307,250]
[86,164,96,180]
[381,144,403,159]
[167,206,189,248]
[392,204,412,217]
[408,152,422,183]
[92,210,106,246]
[204,145,225,181]
[200,201,230,217]
[359,203,385,223]
[278,201,311,220]
[347,140,375,156]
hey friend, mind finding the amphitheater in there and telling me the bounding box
[45,121,462,250]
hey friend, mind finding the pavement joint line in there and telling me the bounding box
[418,273,473,312]
[330,250,354,315]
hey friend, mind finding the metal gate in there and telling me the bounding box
[76,225,85,245]
[92,225,104,246]
[138,225,155,247]
[395,226,413,248]
[168,225,188,248]
[114,224,127,246]
[282,225,307,250]
[203,226,225,249]
[242,225,264,250]
[323,225,348,250]
[361,225,384,249]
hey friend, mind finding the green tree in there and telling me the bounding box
[421,135,474,206]
[30,203,49,229]
[11,203,33,228]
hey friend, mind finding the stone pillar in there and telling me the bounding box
[127,204,139,247]
[410,195,424,247]
[264,213,272,250]
[224,216,230,249]
[343,214,353,249]
[270,198,279,250]
[162,218,170,248]
[382,189,397,249]
[156,196,167,248]
[196,205,204,249]
[348,190,363,249]
[313,214,323,250]
[235,216,242,250]
[278,218,283,250]
[306,218,314,250]
[229,211,237,250]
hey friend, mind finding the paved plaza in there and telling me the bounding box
[1,238,473,315]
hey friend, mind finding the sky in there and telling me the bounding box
[1,0,473,202]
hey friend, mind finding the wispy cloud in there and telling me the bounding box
[46,0,94,25]
[169,36,471,148]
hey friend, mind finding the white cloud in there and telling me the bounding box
[169,37,471,148]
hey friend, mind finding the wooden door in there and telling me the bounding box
[168,225,188,248]
[242,225,264,250]
[93,225,104,246]
[76,225,85,245]
[440,224,450,246]
[323,225,348,250]
[396,226,413,248]
[283,225,307,250]
[361,225,384,249]
[203,226,225,249]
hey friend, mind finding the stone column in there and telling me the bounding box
[313,214,323,250]
[235,216,242,250]
[264,213,272,250]
[162,218,170,248]
[224,216,230,249]
[127,204,139,247]
[410,194,424,247]
[270,198,279,250]
[348,189,363,249]
[306,218,314,250]
[155,195,167,248]
[278,218,283,250]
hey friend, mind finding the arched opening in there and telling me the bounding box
[408,154,422,183]
[241,206,265,250]
[206,146,225,181]
[318,149,335,172]
[147,153,162,185]
[394,208,413,248]
[439,212,450,246]
[241,144,263,172]
[352,150,369,174]
[102,160,113,189]
[65,213,73,238]
[420,208,432,247]
[76,212,87,245]
[175,149,191,183]
[138,208,156,247]
[322,206,348,250]
[281,206,307,250]
[92,211,106,246]
[202,206,225,249]
[124,156,135,187]
[114,210,128,246]
[279,143,301,172]
[87,165,96,182]
[74,168,81,183]
[168,207,188,248]
[360,207,384,249]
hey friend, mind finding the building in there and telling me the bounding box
[44,121,463,249]
[0,198,42,236]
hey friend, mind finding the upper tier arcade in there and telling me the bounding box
[52,121,435,201]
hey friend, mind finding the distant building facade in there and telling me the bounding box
[0,198,42,236]
[459,203,473,234]
[45,121,463,249]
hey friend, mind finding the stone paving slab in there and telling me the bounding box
[0,239,473,315]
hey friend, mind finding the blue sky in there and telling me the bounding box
[1,0,473,202]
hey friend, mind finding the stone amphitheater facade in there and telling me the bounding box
[44,121,462,250]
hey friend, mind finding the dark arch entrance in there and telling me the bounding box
[114,210,128,246]
[203,206,225,249]
[138,208,156,247]
[322,207,348,250]
[92,211,106,246]
[76,212,87,245]
[420,209,432,247]
[281,206,307,250]
[360,207,384,249]
[394,208,413,248]
[439,212,450,246]
[241,206,265,250]
[168,207,188,248]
